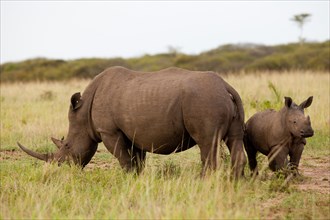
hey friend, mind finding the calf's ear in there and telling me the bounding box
[299,96,313,109]
[284,97,293,108]
[71,92,83,111]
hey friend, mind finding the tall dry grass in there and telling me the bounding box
[225,71,329,130]
[1,71,328,150]
[1,71,329,219]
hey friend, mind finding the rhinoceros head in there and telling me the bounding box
[18,92,98,167]
[284,96,314,138]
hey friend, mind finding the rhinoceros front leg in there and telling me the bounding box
[100,131,137,172]
[288,141,305,171]
[268,145,289,171]
[128,147,146,174]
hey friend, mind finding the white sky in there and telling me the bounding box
[1,1,329,63]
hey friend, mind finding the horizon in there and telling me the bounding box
[1,40,329,64]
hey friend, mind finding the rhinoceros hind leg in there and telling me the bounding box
[225,118,247,179]
[226,136,247,179]
[268,146,289,172]
[184,122,222,176]
[199,140,219,177]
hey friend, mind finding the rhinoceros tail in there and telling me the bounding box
[224,81,245,125]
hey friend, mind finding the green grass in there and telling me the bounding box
[1,72,329,219]
[1,154,329,219]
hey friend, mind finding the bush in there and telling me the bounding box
[1,41,329,82]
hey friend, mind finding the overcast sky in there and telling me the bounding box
[1,1,329,64]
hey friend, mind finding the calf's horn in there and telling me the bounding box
[17,142,51,161]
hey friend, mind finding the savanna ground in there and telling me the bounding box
[1,71,329,219]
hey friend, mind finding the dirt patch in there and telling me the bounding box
[85,149,118,170]
[259,155,330,219]
[0,149,25,161]
[86,160,112,170]
[297,156,330,194]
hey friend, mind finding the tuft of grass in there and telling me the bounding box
[39,90,56,101]
[268,81,281,104]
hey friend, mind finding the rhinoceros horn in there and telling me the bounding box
[17,142,52,161]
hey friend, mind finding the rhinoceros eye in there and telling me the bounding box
[293,120,297,124]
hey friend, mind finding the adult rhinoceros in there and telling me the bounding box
[18,66,246,178]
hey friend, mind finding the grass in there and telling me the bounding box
[1,71,329,219]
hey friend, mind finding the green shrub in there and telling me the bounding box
[249,82,283,111]
[1,41,329,82]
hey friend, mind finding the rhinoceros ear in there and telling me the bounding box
[71,92,83,111]
[299,96,313,109]
[284,97,293,108]
[51,137,64,149]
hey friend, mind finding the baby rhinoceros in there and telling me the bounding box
[244,96,314,175]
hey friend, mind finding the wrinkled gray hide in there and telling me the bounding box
[244,96,313,174]
[18,66,246,178]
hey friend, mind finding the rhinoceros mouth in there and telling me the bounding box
[301,132,314,138]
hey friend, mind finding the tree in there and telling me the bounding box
[167,45,182,56]
[291,13,311,45]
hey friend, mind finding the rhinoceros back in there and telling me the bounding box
[91,66,237,154]
[245,110,277,154]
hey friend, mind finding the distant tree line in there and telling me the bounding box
[1,41,329,82]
